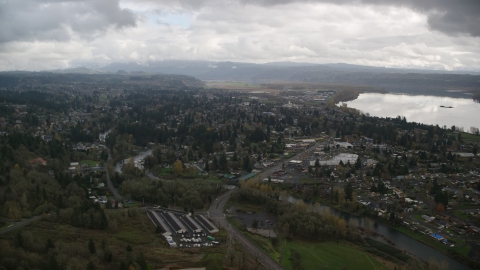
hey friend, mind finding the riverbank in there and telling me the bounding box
[226,216,395,270]
[299,195,478,269]
[326,87,387,106]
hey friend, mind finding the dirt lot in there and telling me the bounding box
[228,205,279,230]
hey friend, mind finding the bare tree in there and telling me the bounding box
[226,232,235,266]
[238,252,245,270]
[254,252,262,270]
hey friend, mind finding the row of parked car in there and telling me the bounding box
[180,238,202,243]
[179,243,214,248]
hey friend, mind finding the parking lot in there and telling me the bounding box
[146,210,219,248]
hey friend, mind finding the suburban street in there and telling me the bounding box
[209,189,284,270]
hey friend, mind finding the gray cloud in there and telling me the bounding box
[144,0,480,37]
[1,0,479,71]
[263,0,480,37]
[0,0,137,43]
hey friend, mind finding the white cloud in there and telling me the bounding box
[0,0,479,71]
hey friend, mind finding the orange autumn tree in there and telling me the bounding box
[436,203,445,213]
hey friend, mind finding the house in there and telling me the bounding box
[454,152,475,158]
[0,117,6,128]
[98,196,107,204]
[41,135,53,142]
[335,142,353,149]
[30,158,47,166]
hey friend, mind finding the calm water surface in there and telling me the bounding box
[345,93,480,132]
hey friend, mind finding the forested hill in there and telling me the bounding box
[0,72,204,89]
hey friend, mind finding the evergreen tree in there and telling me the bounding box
[205,160,210,171]
[86,261,96,270]
[48,255,60,270]
[344,182,353,201]
[46,238,55,251]
[137,252,148,270]
[88,239,96,254]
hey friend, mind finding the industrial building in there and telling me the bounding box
[146,210,218,248]
[310,153,359,166]
[196,215,219,234]
[146,210,172,236]
[181,215,203,233]
[162,212,187,234]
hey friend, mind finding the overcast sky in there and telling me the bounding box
[0,0,479,71]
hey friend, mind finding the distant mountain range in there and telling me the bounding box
[94,61,480,96]
[6,61,480,97]
[52,61,480,78]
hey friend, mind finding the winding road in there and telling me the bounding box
[209,189,284,270]
[205,141,326,269]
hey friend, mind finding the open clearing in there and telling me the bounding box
[5,210,230,269]
[283,240,388,270]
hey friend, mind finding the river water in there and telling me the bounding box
[283,195,470,270]
[344,93,480,133]
[114,149,153,174]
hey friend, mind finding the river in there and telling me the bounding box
[344,93,480,133]
[114,149,153,174]
[283,195,470,270]
[99,129,111,142]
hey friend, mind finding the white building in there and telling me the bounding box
[310,153,358,166]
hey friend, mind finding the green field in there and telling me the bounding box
[7,209,233,269]
[154,167,172,175]
[300,177,318,184]
[446,131,480,142]
[196,175,225,184]
[80,159,102,167]
[459,132,480,142]
[99,94,108,102]
[206,81,262,89]
[283,240,388,270]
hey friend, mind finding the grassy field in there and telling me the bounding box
[206,81,263,89]
[99,94,108,102]
[460,132,480,142]
[5,209,234,269]
[446,131,480,142]
[228,215,389,270]
[300,177,318,184]
[80,159,102,167]
[283,240,388,270]
[197,175,225,184]
[153,167,172,176]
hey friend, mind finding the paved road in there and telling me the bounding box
[206,141,326,269]
[105,148,123,200]
[253,142,321,183]
[0,216,42,235]
[209,189,284,270]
